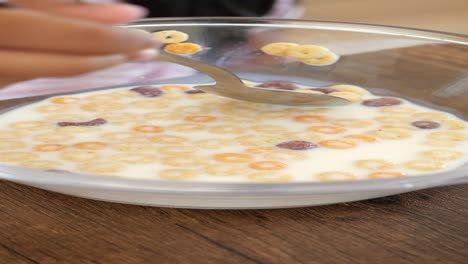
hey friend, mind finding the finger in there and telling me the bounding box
[0,9,159,55]
[0,49,128,80]
[11,0,148,24]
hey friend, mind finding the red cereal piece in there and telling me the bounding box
[362,98,402,107]
[57,118,107,127]
[308,87,337,94]
[276,140,318,150]
[185,90,206,94]
[411,121,441,129]
[130,86,163,97]
[256,81,299,90]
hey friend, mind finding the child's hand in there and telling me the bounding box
[0,0,159,87]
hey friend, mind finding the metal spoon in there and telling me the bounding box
[157,52,350,106]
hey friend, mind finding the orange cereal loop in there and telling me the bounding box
[0,141,26,150]
[309,126,347,134]
[369,171,406,179]
[34,144,67,152]
[318,171,357,181]
[248,172,293,182]
[249,161,287,171]
[184,115,217,123]
[133,125,164,133]
[159,169,200,181]
[51,97,80,104]
[245,147,274,154]
[10,121,50,130]
[319,139,357,149]
[164,42,202,55]
[214,153,254,163]
[0,152,38,162]
[73,142,108,150]
[355,159,396,170]
[344,134,377,142]
[294,115,330,123]
[160,85,190,91]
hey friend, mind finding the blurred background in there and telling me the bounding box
[302,0,468,35]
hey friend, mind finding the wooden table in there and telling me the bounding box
[1,181,467,263]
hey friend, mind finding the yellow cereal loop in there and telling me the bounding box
[236,135,279,147]
[412,112,449,121]
[264,150,308,161]
[405,160,446,171]
[209,125,245,134]
[249,161,287,171]
[159,146,199,155]
[133,125,164,133]
[247,172,293,182]
[424,140,458,147]
[442,120,467,130]
[381,106,418,115]
[51,97,81,104]
[111,153,157,164]
[261,42,298,56]
[10,121,51,131]
[319,139,357,149]
[214,153,254,163]
[204,164,249,177]
[61,151,100,162]
[286,45,330,59]
[344,134,377,143]
[330,84,367,95]
[375,116,412,124]
[0,152,38,162]
[152,30,189,44]
[151,135,189,145]
[112,142,154,152]
[194,139,235,149]
[168,123,205,132]
[328,92,362,103]
[19,160,64,170]
[318,171,357,181]
[164,42,202,55]
[380,124,417,131]
[368,171,406,179]
[36,105,73,113]
[0,130,26,139]
[369,129,412,140]
[78,162,125,174]
[300,52,339,66]
[355,159,396,170]
[162,156,209,167]
[427,131,468,141]
[0,141,26,150]
[420,149,464,161]
[331,119,374,128]
[81,102,125,112]
[159,169,200,180]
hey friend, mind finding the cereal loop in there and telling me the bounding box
[369,171,406,179]
[0,141,26,150]
[73,142,108,150]
[0,152,38,162]
[133,125,164,133]
[344,134,377,142]
[61,151,100,162]
[420,149,464,161]
[248,172,293,182]
[309,126,346,134]
[165,42,202,55]
[78,162,125,174]
[261,42,298,56]
[34,144,67,152]
[249,161,288,171]
[427,131,468,141]
[111,153,157,164]
[185,116,217,123]
[294,115,330,123]
[405,160,446,171]
[160,85,190,91]
[355,159,396,170]
[51,97,80,104]
[159,169,200,180]
[319,140,357,149]
[214,153,254,163]
[318,171,357,181]
[205,164,249,177]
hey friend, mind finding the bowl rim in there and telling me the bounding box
[1,17,467,193]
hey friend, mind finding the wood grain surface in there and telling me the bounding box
[1,181,467,264]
